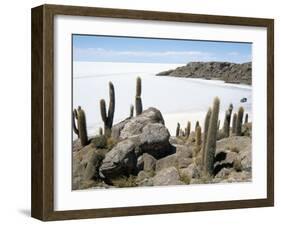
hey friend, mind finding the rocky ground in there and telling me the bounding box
[156,61,252,85]
[72,107,252,190]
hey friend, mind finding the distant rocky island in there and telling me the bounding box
[156,62,252,85]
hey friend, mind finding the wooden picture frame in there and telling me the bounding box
[31,4,274,221]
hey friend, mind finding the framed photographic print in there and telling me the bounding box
[31,4,274,221]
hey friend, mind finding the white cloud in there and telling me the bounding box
[74,47,211,58]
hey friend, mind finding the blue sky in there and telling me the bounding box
[73,35,251,64]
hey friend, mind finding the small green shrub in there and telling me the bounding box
[179,174,191,184]
[91,135,107,149]
[233,158,242,172]
[111,175,137,188]
[106,137,118,150]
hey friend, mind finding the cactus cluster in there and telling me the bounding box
[135,77,143,116]
[229,106,249,136]
[73,106,89,147]
[203,97,220,176]
[73,77,146,145]
[100,82,115,137]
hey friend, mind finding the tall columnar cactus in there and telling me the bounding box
[232,113,237,134]
[195,125,202,146]
[135,77,143,115]
[202,107,212,168]
[76,106,88,146]
[130,104,134,118]
[229,103,233,115]
[223,109,231,137]
[244,113,248,124]
[179,129,184,137]
[186,121,191,138]
[176,123,180,137]
[100,82,115,137]
[99,127,103,136]
[73,109,79,136]
[204,97,220,176]
[195,121,199,131]
[236,106,244,136]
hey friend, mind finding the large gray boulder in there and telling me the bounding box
[156,154,177,172]
[153,167,184,186]
[139,123,172,158]
[99,139,137,179]
[136,170,154,186]
[100,108,173,179]
[155,144,194,172]
[179,163,201,179]
[83,150,105,180]
[143,153,156,172]
[215,136,252,175]
[112,107,165,140]
[72,144,106,190]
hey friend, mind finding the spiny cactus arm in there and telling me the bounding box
[195,121,199,130]
[136,76,142,97]
[204,97,220,176]
[232,113,237,134]
[99,127,103,135]
[135,77,143,116]
[77,107,88,146]
[100,99,107,123]
[236,106,244,136]
[223,109,231,137]
[195,125,202,146]
[186,121,191,138]
[202,107,212,166]
[229,103,233,114]
[135,96,143,116]
[72,109,79,135]
[244,113,248,124]
[107,82,115,128]
[74,108,78,119]
[130,104,134,118]
[176,123,180,137]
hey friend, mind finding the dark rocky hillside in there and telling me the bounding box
[156,62,252,85]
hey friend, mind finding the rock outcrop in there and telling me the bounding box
[156,61,252,85]
[111,107,165,140]
[99,139,138,179]
[72,144,107,190]
[99,107,174,180]
[73,104,252,189]
[153,167,184,186]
